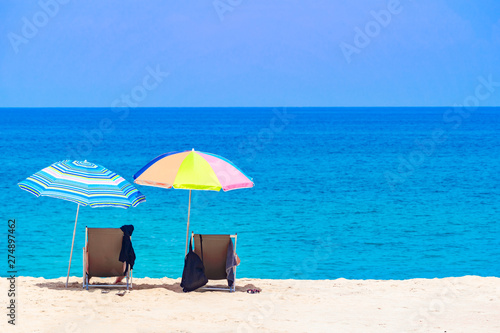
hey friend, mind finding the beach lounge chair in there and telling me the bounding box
[82,227,133,290]
[191,232,238,292]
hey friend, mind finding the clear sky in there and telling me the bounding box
[1,0,500,107]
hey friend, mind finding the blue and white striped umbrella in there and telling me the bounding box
[19,160,145,208]
[18,160,146,287]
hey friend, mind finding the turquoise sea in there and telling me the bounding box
[1,107,499,280]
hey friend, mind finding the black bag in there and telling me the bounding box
[180,235,208,292]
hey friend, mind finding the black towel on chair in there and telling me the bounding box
[119,225,135,274]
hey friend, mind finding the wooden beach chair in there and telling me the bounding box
[82,227,132,290]
[192,232,238,292]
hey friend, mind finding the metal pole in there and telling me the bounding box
[185,190,192,256]
[66,204,80,288]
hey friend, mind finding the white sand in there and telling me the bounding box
[1,276,499,332]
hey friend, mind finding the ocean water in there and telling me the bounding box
[1,107,499,280]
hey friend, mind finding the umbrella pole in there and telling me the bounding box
[66,204,80,288]
[185,190,192,256]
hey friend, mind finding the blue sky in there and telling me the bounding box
[1,0,500,107]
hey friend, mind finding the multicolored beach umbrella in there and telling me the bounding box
[134,149,254,255]
[18,160,146,287]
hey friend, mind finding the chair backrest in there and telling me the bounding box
[193,234,233,280]
[87,228,124,277]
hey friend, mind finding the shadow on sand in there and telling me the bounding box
[34,281,263,294]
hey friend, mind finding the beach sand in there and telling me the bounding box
[1,276,499,332]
